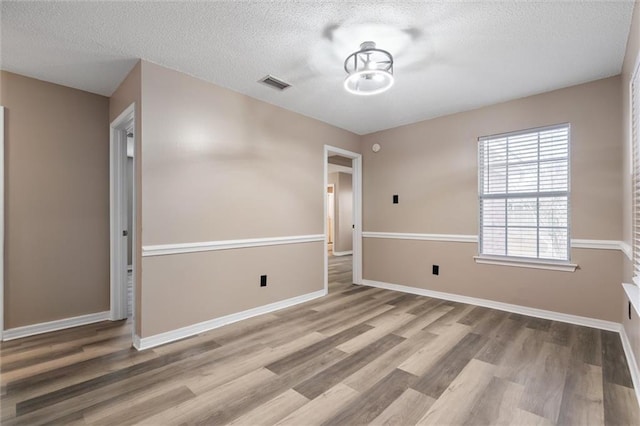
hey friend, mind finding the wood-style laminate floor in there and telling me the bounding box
[1,255,638,425]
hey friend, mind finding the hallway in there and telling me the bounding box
[328,254,352,293]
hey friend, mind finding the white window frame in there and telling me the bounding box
[475,123,577,272]
[632,56,640,286]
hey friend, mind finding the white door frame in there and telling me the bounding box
[324,145,362,292]
[110,104,136,328]
[0,107,4,340]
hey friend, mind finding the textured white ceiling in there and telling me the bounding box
[1,1,635,135]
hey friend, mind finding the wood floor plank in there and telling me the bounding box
[293,333,405,400]
[557,361,604,426]
[518,341,571,423]
[601,330,634,388]
[314,303,395,338]
[1,346,85,373]
[369,388,435,426]
[186,332,325,394]
[411,332,488,399]
[7,342,267,425]
[397,322,470,376]
[2,340,264,425]
[3,346,144,390]
[511,408,556,426]
[494,327,546,385]
[423,303,476,335]
[547,320,573,347]
[4,345,159,396]
[573,325,602,367]
[406,298,447,316]
[464,376,524,425]
[88,386,196,426]
[227,388,309,426]
[136,368,277,425]
[265,324,372,374]
[336,311,414,353]
[474,318,526,365]
[603,381,640,426]
[343,329,437,392]
[321,368,417,425]
[275,383,360,426]
[393,304,454,339]
[12,338,221,417]
[415,359,496,425]
[469,309,510,336]
[457,305,492,326]
[186,346,352,425]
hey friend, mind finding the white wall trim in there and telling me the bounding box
[133,334,142,350]
[361,279,620,332]
[134,289,326,350]
[620,241,633,261]
[332,250,353,256]
[623,283,640,317]
[571,238,625,251]
[110,103,136,327]
[0,106,4,341]
[2,311,110,341]
[363,231,477,243]
[473,255,578,272]
[142,234,324,257]
[620,325,640,408]
[363,232,631,255]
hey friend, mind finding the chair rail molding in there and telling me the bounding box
[142,234,325,257]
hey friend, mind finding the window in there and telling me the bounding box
[478,124,570,262]
[632,61,640,284]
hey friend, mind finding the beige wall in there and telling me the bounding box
[362,76,623,322]
[1,71,110,328]
[138,61,360,337]
[622,1,640,385]
[110,61,142,336]
[142,243,323,336]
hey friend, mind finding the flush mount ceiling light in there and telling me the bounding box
[344,41,394,96]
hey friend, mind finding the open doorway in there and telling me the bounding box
[327,184,335,255]
[110,104,136,335]
[324,146,362,294]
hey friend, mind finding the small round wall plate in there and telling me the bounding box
[372,143,381,153]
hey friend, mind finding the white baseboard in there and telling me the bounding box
[332,250,353,256]
[2,311,111,341]
[133,333,142,350]
[361,279,620,332]
[620,325,640,409]
[135,289,327,350]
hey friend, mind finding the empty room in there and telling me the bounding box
[1,0,640,424]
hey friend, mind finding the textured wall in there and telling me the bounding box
[361,76,623,322]
[138,62,360,337]
[2,71,110,328]
[621,0,640,388]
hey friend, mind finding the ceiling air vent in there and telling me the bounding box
[259,75,291,91]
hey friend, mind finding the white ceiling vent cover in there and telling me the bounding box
[259,75,291,91]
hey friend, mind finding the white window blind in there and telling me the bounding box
[478,124,570,261]
[632,63,640,283]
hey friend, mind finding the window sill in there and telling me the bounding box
[473,256,578,272]
[623,283,640,317]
